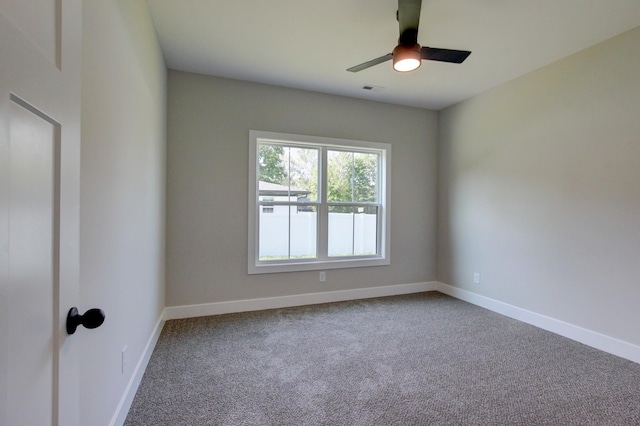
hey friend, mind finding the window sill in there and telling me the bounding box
[248,256,390,274]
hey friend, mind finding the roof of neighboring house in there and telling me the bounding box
[259,181,311,197]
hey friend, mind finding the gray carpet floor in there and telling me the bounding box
[125,292,640,425]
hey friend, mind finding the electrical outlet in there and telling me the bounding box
[319,271,326,282]
[474,273,481,284]
[121,346,127,374]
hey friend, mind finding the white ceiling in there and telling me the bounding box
[146,0,640,110]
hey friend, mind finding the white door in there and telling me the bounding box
[0,1,82,425]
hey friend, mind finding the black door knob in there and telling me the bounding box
[66,307,105,334]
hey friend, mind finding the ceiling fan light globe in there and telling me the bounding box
[394,57,421,72]
[392,44,422,72]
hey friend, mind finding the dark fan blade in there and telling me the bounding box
[421,47,471,64]
[397,0,422,45]
[346,53,393,72]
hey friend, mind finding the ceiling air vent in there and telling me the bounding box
[362,85,384,92]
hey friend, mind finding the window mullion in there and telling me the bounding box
[351,210,355,256]
[287,149,292,260]
[318,147,328,260]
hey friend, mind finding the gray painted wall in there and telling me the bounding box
[166,71,437,306]
[437,26,640,346]
[81,1,166,423]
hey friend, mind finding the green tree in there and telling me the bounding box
[352,153,377,202]
[258,145,287,184]
[327,151,377,205]
[288,147,318,200]
[258,145,377,206]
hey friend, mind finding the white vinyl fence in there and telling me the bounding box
[259,209,377,258]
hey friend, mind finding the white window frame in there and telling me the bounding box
[248,130,391,274]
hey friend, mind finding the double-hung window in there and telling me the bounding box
[248,130,391,274]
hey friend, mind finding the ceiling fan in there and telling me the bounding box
[347,0,471,73]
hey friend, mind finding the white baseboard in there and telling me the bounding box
[163,281,438,320]
[110,315,165,426]
[436,282,640,365]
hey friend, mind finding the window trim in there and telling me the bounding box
[248,130,391,274]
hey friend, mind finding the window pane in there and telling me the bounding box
[259,205,317,260]
[327,150,378,203]
[353,152,378,202]
[258,143,318,202]
[289,146,318,202]
[290,205,317,259]
[258,144,288,187]
[328,206,378,257]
